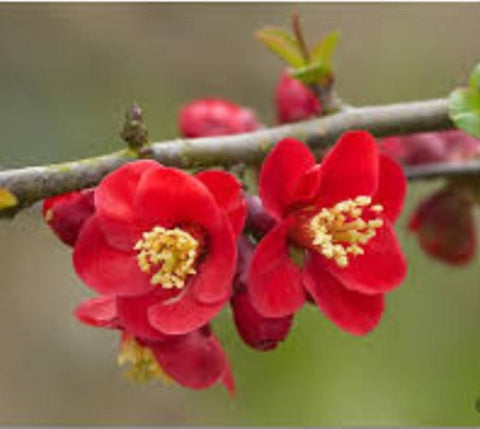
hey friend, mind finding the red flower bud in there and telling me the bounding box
[409,189,476,265]
[232,289,293,351]
[178,98,262,138]
[43,189,95,247]
[275,71,322,124]
[232,237,293,351]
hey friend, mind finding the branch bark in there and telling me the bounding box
[0,98,462,216]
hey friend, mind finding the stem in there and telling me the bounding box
[0,98,457,217]
[291,9,310,64]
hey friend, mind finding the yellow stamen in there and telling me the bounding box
[308,196,384,268]
[118,336,171,385]
[134,226,199,289]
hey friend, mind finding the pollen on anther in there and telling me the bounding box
[134,226,199,289]
[307,195,384,268]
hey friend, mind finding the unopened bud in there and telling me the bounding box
[121,102,148,149]
[409,188,475,265]
[43,189,95,247]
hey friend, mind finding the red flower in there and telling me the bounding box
[75,295,234,394]
[232,237,293,351]
[43,189,95,246]
[409,188,476,265]
[248,132,407,335]
[275,71,322,124]
[178,98,262,138]
[73,160,246,335]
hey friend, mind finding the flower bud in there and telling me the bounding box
[120,102,148,149]
[275,71,322,124]
[409,188,476,265]
[232,236,293,351]
[43,189,95,247]
[178,98,262,138]
[232,289,293,351]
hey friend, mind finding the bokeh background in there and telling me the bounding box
[1,3,480,425]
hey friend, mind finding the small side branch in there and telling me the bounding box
[0,98,456,215]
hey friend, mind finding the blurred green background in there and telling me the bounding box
[1,3,480,425]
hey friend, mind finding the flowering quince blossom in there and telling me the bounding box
[248,131,408,335]
[75,294,234,394]
[409,188,476,265]
[43,189,95,247]
[178,98,262,138]
[232,236,293,351]
[275,71,322,124]
[73,160,246,335]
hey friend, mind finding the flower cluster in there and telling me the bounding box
[380,130,480,265]
[43,73,409,394]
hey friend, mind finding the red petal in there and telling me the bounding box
[220,359,236,397]
[135,166,221,229]
[326,220,407,294]
[195,170,247,237]
[373,154,406,222]
[116,291,173,341]
[73,216,152,296]
[148,292,225,335]
[315,131,379,207]
[95,160,161,224]
[93,161,162,251]
[259,138,316,219]
[303,253,384,335]
[189,212,236,304]
[74,296,119,329]
[248,222,305,317]
[150,328,229,390]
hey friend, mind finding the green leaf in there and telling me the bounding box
[469,62,480,92]
[290,63,331,86]
[310,31,340,71]
[256,27,306,68]
[0,188,18,210]
[449,88,480,138]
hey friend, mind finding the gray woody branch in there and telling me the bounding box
[0,97,473,217]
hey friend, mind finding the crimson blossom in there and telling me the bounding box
[73,160,246,335]
[75,294,234,394]
[248,131,407,335]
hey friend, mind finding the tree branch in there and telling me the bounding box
[0,98,462,217]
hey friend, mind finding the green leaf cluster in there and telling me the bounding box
[449,62,480,138]
[256,27,339,86]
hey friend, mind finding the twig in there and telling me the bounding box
[0,98,456,217]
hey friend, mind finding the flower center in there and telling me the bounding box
[118,336,170,385]
[307,196,384,268]
[134,226,199,289]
